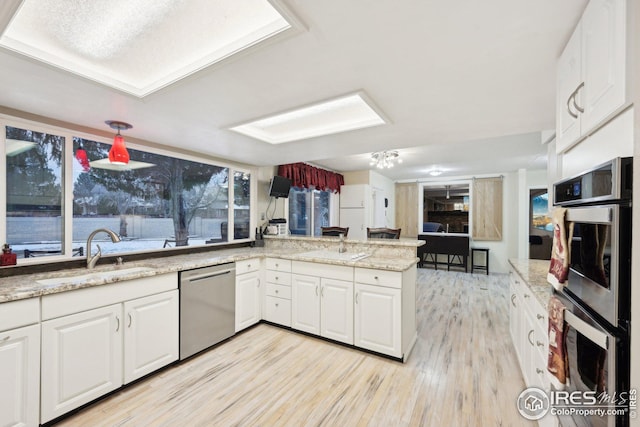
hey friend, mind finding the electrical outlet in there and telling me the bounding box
[261,213,266,220]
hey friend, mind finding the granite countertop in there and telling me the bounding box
[508,258,553,310]
[264,234,425,247]
[0,247,418,303]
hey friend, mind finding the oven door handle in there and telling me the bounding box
[564,310,608,350]
[566,207,612,224]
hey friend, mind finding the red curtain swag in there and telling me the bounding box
[277,163,344,193]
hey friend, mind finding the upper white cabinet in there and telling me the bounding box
[556,0,626,153]
[340,184,370,208]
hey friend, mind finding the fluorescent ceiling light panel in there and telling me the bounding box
[230,93,387,144]
[0,0,294,97]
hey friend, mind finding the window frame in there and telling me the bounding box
[285,186,339,237]
[1,113,256,265]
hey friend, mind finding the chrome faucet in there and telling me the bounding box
[338,233,347,253]
[86,228,121,269]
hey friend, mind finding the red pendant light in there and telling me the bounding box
[75,143,90,171]
[105,120,132,165]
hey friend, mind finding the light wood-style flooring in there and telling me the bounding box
[55,269,534,427]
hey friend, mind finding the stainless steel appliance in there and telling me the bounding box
[553,157,632,427]
[179,263,236,360]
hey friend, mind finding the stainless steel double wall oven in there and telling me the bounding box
[553,157,632,427]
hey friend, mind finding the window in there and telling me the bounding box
[5,126,64,259]
[288,187,333,236]
[1,116,254,263]
[531,190,552,232]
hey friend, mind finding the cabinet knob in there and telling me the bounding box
[248,264,251,268]
[275,289,279,294]
[537,341,544,347]
[374,276,379,280]
[1,335,9,342]
[537,314,544,320]
[524,294,530,299]
[275,303,279,307]
[536,368,544,375]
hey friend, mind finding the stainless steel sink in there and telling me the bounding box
[37,266,155,286]
[298,250,370,262]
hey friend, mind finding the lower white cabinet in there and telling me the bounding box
[354,282,401,357]
[41,304,123,423]
[41,277,179,424]
[0,324,40,427]
[291,274,354,345]
[123,290,179,383]
[235,270,261,332]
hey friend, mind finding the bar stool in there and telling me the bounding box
[471,248,490,275]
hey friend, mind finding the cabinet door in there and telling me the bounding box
[340,184,369,208]
[291,274,320,334]
[581,0,626,132]
[41,304,123,423]
[354,283,401,357]
[0,324,39,427]
[124,290,179,384]
[556,22,582,153]
[320,278,354,344]
[235,271,261,332]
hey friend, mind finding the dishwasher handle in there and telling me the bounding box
[185,268,235,283]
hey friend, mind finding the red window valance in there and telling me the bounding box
[277,163,344,193]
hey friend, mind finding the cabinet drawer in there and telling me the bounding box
[266,270,291,286]
[355,268,401,288]
[236,258,260,275]
[265,283,291,300]
[266,258,291,272]
[264,296,291,327]
[292,261,353,282]
[0,298,39,331]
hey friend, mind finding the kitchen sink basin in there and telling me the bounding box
[298,250,370,262]
[37,266,156,287]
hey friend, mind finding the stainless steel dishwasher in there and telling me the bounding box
[179,262,235,360]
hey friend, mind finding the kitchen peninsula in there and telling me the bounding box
[0,235,423,425]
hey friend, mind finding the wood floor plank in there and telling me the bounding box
[54,269,535,427]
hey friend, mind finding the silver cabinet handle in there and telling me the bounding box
[257,278,260,288]
[567,93,579,119]
[537,341,544,347]
[115,316,120,332]
[355,292,359,304]
[537,314,544,320]
[315,285,319,296]
[573,82,585,113]
[524,294,530,299]
[275,276,279,281]
[321,286,324,297]
[511,294,517,307]
[528,330,535,346]
[247,264,251,269]
[374,276,379,280]
[128,313,132,328]
[1,335,10,342]
[536,368,544,374]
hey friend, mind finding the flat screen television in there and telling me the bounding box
[269,176,292,198]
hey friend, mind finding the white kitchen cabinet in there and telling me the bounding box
[263,258,292,327]
[354,282,401,357]
[291,274,321,335]
[340,184,370,208]
[556,0,626,153]
[235,259,262,332]
[320,278,354,344]
[340,184,371,240]
[40,273,178,423]
[123,290,179,383]
[291,262,354,345]
[0,324,40,427]
[41,304,123,423]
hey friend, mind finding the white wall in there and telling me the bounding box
[369,170,396,228]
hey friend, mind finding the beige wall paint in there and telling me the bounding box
[342,170,370,185]
[395,182,419,238]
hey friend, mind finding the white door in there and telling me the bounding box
[556,22,582,152]
[124,290,179,384]
[41,304,123,423]
[581,0,626,132]
[320,278,354,345]
[291,274,320,334]
[0,324,40,427]
[235,271,261,332]
[354,283,401,357]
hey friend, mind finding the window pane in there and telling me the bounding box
[5,126,64,259]
[313,190,331,236]
[72,137,229,255]
[288,188,310,235]
[233,171,250,239]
